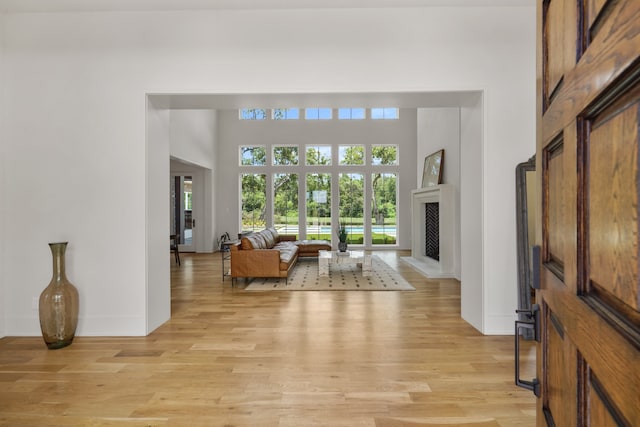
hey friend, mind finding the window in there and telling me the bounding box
[371,172,397,245]
[371,145,398,165]
[305,108,332,120]
[273,146,299,166]
[239,108,267,120]
[339,145,364,165]
[273,173,299,237]
[306,145,332,165]
[272,108,299,120]
[371,108,399,120]
[306,173,331,240]
[240,146,266,166]
[338,108,365,120]
[241,174,266,232]
[339,173,364,244]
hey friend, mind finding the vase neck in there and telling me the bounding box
[49,242,68,282]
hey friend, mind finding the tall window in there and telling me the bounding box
[306,173,331,240]
[273,108,299,120]
[239,108,267,120]
[273,145,299,166]
[305,108,332,120]
[339,145,364,165]
[241,174,266,232]
[339,173,364,244]
[371,108,399,120]
[240,146,266,166]
[306,145,332,165]
[273,173,299,237]
[371,173,397,245]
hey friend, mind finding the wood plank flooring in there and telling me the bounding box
[0,251,536,426]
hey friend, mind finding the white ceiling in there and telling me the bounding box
[0,0,534,13]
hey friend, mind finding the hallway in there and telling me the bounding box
[0,251,535,426]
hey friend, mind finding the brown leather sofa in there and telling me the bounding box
[230,227,330,281]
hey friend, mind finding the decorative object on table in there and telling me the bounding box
[337,222,348,252]
[421,149,445,188]
[39,242,79,350]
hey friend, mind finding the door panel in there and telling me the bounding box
[537,0,640,425]
[586,88,639,311]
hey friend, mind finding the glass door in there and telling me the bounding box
[170,175,195,252]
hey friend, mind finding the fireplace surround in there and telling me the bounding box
[403,184,456,278]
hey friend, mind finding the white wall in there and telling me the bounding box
[170,109,217,170]
[417,108,461,279]
[146,99,171,334]
[0,6,535,337]
[169,109,218,253]
[216,109,416,249]
[0,13,5,337]
[460,96,484,331]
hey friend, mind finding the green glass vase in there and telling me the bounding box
[39,242,79,350]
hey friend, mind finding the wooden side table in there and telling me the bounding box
[221,241,238,281]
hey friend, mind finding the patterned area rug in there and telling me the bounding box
[243,255,415,291]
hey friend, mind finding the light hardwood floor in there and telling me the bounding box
[0,251,536,426]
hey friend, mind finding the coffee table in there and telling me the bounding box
[318,250,372,277]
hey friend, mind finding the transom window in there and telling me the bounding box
[338,108,365,120]
[239,108,267,120]
[371,108,399,120]
[305,108,332,120]
[272,108,299,120]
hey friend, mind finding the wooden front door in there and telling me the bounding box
[537,0,640,425]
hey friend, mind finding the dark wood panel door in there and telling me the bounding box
[537,0,640,425]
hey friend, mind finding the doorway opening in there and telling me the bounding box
[171,175,194,252]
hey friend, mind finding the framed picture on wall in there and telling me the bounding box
[422,149,444,187]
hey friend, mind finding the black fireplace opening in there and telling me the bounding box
[425,202,439,261]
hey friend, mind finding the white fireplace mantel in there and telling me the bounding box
[403,184,457,278]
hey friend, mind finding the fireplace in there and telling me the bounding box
[403,184,456,278]
[425,202,439,260]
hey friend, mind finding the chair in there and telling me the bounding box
[170,234,181,266]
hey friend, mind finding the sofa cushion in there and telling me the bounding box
[261,229,276,248]
[295,240,332,253]
[278,246,298,270]
[240,236,254,250]
[244,233,265,250]
[266,227,279,241]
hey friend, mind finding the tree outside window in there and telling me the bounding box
[306,173,331,240]
[273,146,299,166]
[339,145,364,165]
[339,173,364,244]
[240,146,266,166]
[371,172,397,245]
[241,174,266,232]
[239,108,267,120]
[371,145,397,165]
[306,145,332,165]
[273,173,299,237]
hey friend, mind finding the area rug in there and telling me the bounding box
[243,255,415,291]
